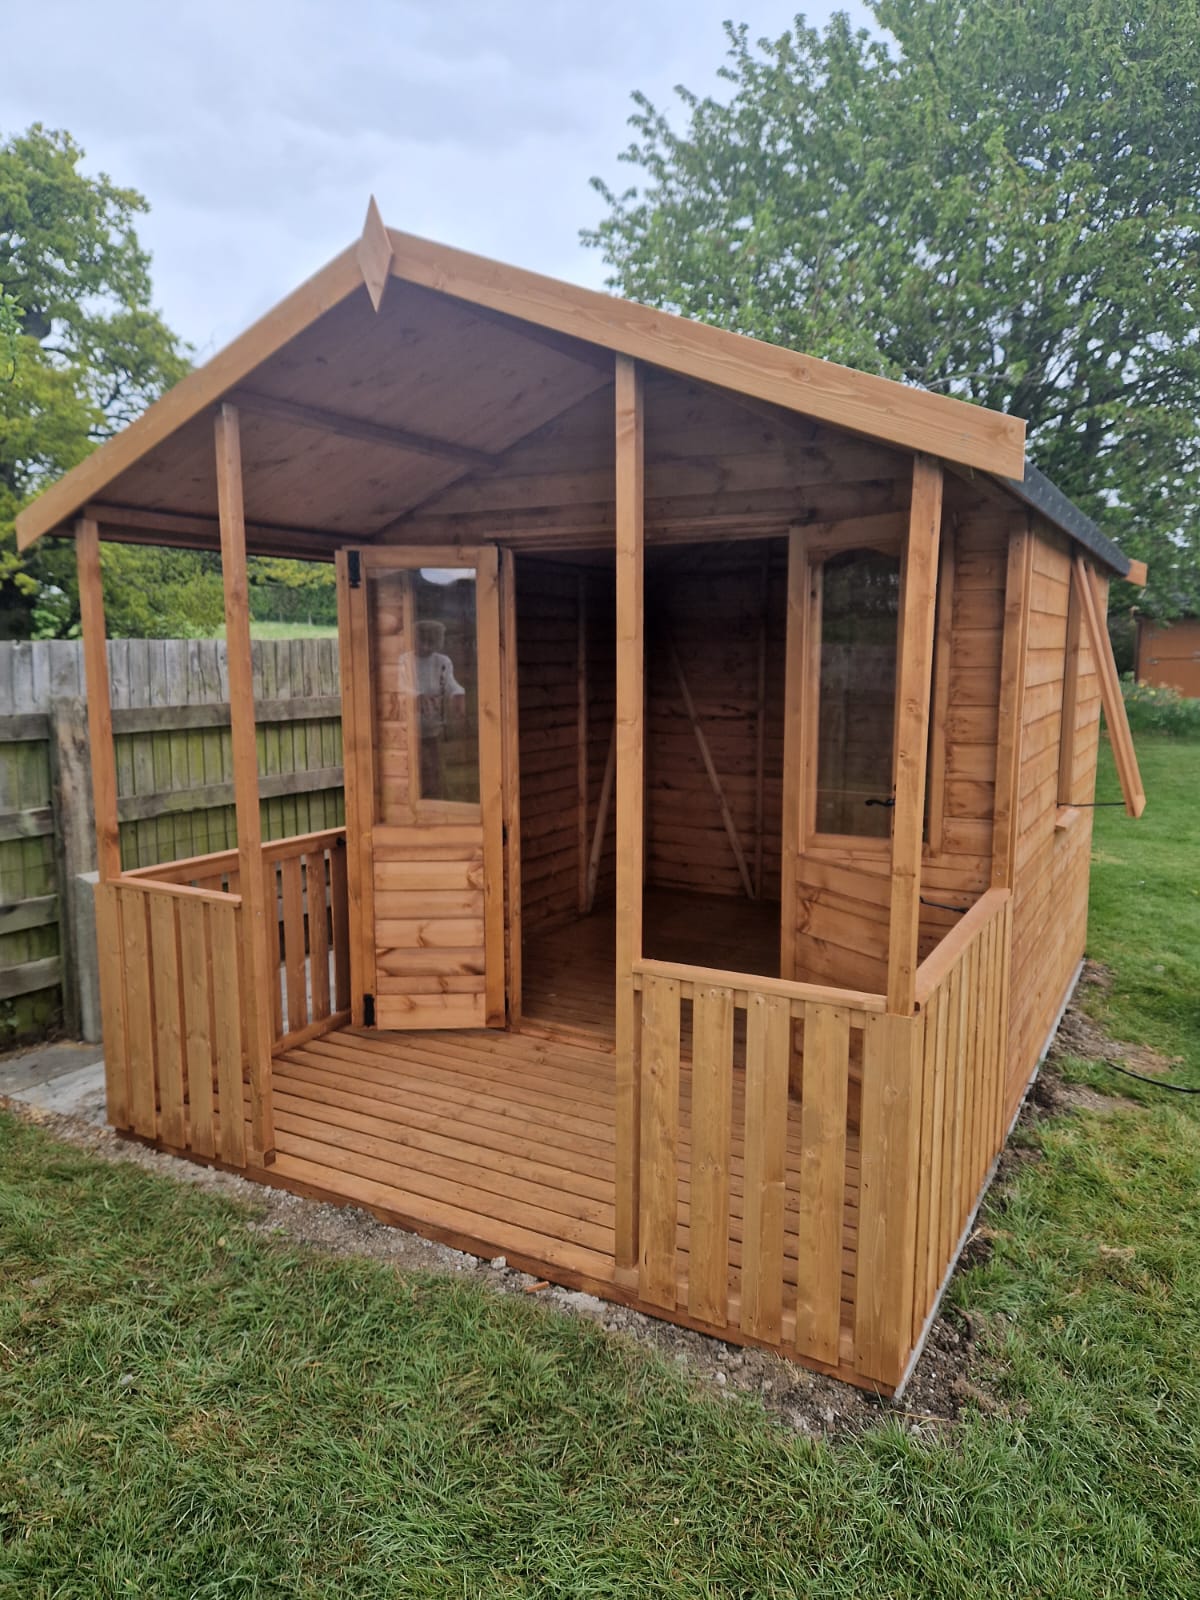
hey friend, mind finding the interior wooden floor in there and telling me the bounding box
[257,1010,861,1377]
[520,886,782,1042]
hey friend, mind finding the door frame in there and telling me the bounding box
[336,543,507,1029]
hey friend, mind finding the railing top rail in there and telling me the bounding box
[262,827,346,863]
[633,956,886,1015]
[915,885,1011,1004]
[122,825,347,883]
[113,874,242,907]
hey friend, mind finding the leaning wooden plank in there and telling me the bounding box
[637,974,682,1310]
[178,896,216,1159]
[1074,556,1146,817]
[793,1001,851,1365]
[209,902,247,1167]
[687,984,735,1327]
[854,1010,923,1388]
[667,636,755,899]
[740,992,791,1343]
[215,403,275,1164]
[614,353,645,1269]
[886,456,944,1015]
[584,722,616,915]
[1057,567,1083,807]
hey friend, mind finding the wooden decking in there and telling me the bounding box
[252,1018,860,1369]
[520,888,782,1041]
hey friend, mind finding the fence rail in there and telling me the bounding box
[0,638,343,1043]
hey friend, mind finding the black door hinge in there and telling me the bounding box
[347,550,362,589]
[362,992,375,1027]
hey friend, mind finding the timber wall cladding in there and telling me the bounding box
[0,638,344,1039]
[515,559,615,936]
[1006,526,1102,1118]
[646,541,786,901]
[789,510,1008,994]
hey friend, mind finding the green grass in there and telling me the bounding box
[1084,734,1200,1081]
[1,735,1199,1597]
[215,620,339,640]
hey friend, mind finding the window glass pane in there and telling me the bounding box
[815,548,900,838]
[370,567,480,820]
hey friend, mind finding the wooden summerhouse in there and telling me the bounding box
[16,203,1148,1394]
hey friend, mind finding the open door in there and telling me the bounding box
[337,545,505,1030]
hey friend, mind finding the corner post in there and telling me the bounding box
[215,403,275,1163]
[75,516,130,1124]
[614,354,645,1271]
[886,455,944,1015]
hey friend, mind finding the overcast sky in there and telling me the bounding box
[7,1,874,358]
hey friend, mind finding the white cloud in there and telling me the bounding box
[6,0,874,356]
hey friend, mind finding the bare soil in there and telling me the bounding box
[0,964,1141,1439]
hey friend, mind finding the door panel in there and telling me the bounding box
[338,547,505,1029]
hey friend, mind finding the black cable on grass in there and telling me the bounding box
[1098,1059,1200,1094]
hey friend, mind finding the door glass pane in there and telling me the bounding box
[815,548,900,838]
[369,566,481,821]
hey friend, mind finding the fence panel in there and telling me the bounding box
[0,637,343,1043]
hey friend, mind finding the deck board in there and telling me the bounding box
[266,1018,860,1372]
[521,887,782,1042]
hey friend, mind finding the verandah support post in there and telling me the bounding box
[886,454,944,1015]
[76,515,130,1125]
[215,402,275,1164]
[857,454,944,1388]
[614,353,645,1271]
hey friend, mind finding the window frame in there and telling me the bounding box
[802,525,905,857]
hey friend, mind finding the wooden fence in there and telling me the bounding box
[0,638,344,1043]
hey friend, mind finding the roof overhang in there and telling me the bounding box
[997,460,1132,579]
[16,199,1031,554]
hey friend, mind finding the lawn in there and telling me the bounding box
[1,734,1198,1598]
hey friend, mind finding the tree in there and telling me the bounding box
[0,124,226,638]
[586,1,1200,623]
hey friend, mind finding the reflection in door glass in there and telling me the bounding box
[408,569,479,804]
[370,567,481,819]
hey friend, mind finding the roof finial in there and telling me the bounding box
[358,196,393,312]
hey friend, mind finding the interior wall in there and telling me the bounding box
[645,540,786,903]
[516,557,615,938]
